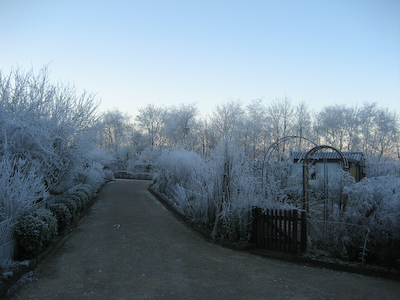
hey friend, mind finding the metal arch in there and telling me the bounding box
[302,145,349,211]
[302,145,349,170]
[261,136,318,194]
[264,135,318,162]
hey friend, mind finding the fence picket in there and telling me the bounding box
[252,207,306,255]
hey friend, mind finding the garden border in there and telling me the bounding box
[0,185,102,297]
[148,184,400,282]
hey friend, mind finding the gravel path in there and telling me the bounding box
[5,179,400,299]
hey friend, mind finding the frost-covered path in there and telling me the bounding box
[6,179,400,299]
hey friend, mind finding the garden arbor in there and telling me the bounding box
[263,137,350,215]
[301,145,349,212]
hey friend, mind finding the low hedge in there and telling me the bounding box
[49,203,72,232]
[14,209,58,258]
[77,184,94,200]
[57,197,78,217]
[65,194,84,212]
[13,183,97,259]
[74,190,90,208]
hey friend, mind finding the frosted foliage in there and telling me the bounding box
[0,157,48,221]
[343,175,400,237]
[0,67,104,197]
[365,155,400,177]
[262,158,303,210]
[156,148,206,190]
[155,140,265,241]
[75,162,106,191]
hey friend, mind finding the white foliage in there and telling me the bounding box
[343,175,400,237]
[0,157,48,221]
[0,67,103,196]
[156,148,206,190]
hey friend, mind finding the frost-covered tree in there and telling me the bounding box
[135,104,166,150]
[98,109,136,170]
[163,103,198,149]
[371,108,398,157]
[318,105,349,150]
[243,99,268,159]
[0,66,103,196]
[210,100,245,141]
[0,157,48,221]
[293,101,312,151]
[99,109,133,152]
[265,97,294,156]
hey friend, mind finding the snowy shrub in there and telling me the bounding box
[263,159,292,203]
[76,162,106,191]
[284,165,303,206]
[14,215,45,257]
[86,147,113,168]
[0,157,48,221]
[57,198,78,217]
[207,139,264,241]
[156,148,206,191]
[30,209,58,243]
[0,67,104,199]
[364,155,400,177]
[104,169,115,181]
[14,209,57,258]
[323,175,400,265]
[343,175,400,231]
[49,203,72,232]
[155,140,269,242]
[74,190,90,208]
[76,184,95,200]
[65,194,84,212]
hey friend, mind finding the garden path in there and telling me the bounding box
[5,179,400,299]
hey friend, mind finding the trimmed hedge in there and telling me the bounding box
[49,203,72,232]
[65,194,84,212]
[30,209,58,244]
[74,190,89,208]
[77,184,94,200]
[58,197,78,217]
[14,209,58,258]
[13,183,97,259]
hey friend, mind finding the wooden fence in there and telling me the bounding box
[251,207,307,254]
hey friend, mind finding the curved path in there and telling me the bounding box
[6,179,400,299]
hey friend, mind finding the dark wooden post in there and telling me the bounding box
[251,207,257,245]
[256,207,262,247]
[265,209,272,248]
[300,210,307,253]
[283,210,288,252]
[292,210,298,254]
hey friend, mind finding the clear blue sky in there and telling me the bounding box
[1,0,399,117]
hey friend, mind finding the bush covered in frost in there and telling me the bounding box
[57,198,78,217]
[341,175,400,265]
[14,209,58,258]
[49,203,72,232]
[154,140,268,242]
[0,157,48,222]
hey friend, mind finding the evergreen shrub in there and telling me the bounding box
[74,190,89,207]
[78,184,94,200]
[14,209,58,258]
[58,197,78,217]
[65,194,84,211]
[49,203,72,232]
[31,209,58,243]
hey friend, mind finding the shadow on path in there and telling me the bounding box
[5,179,400,299]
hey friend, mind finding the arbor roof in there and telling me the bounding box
[292,151,364,164]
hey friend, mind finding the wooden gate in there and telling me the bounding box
[251,207,307,254]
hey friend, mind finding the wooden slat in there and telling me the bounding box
[252,207,307,255]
